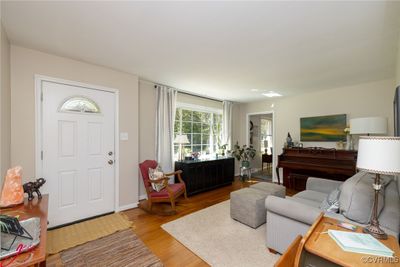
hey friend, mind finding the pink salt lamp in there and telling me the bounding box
[0,166,24,207]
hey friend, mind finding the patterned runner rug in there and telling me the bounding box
[60,229,163,267]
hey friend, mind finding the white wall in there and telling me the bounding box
[0,22,10,185]
[235,79,396,181]
[10,46,139,208]
[138,80,156,198]
[230,103,241,175]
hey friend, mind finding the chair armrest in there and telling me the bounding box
[306,177,343,194]
[265,196,322,225]
[165,170,185,184]
[164,170,183,176]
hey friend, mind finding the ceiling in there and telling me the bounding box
[2,1,400,102]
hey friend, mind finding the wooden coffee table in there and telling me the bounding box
[0,195,48,267]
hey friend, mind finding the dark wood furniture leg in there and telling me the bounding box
[275,167,280,185]
[268,248,279,254]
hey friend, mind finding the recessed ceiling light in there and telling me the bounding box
[250,89,259,92]
[262,91,282,98]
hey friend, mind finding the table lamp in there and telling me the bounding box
[174,134,190,161]
[356,136,400,239]
[350,117,387,135]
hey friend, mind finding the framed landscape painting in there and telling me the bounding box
[300,114,347,142]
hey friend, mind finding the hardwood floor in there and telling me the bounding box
[48,178,294,266]
[123,179,252,267]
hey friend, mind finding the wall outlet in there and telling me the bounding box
[120,132,129,141]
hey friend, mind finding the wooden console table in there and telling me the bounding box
[175,157,234,196]
[0,195,48,267]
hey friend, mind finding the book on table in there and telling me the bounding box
[328,230,394,257]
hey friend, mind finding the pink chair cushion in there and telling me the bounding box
[149,183,185,198]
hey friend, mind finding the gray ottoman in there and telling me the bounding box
[230,188,269,228]
[250,182,286,198]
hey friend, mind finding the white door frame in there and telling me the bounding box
[34,75,120,211]
[246,111,276,182]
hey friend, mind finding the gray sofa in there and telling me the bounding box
[265,172,400,254]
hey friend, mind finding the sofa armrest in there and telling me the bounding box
[306,177,343,194]
[265,196,322,225]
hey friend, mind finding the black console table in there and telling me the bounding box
[174,157,235,196]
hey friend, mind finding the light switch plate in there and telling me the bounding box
[120,132,129,141]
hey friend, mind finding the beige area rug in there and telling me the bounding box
[60,229,163,267]
[161,200,279,267]
[47,213,132,254]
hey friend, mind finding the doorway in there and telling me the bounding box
[247,112,274,182]
[36,76,119,227]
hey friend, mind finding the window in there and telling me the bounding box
[59,96,100,114]
[174,107,222,160]
[260,118,273,154]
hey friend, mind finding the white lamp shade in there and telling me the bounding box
[357,136,400,175]
[350,117,387,135]
[174,134,190,144]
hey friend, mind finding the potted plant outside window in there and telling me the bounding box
[229,142,256,168]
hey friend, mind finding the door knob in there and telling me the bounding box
[108,160,114,165]
[108,151,113,156]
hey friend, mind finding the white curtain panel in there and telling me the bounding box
[222,101,233,150]
[155,85,177,175]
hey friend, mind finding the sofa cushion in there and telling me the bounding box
[339,172,392,224]
[292,190,327,203]
[287,196,321,208]
[319,188,340,213]
[378,179,400,236]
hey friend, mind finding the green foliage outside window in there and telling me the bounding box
[174,108,223,158]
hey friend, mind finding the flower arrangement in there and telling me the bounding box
[343,126,353,150]
[191,152,200,160]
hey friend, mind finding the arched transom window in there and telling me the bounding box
[59,96,101,114]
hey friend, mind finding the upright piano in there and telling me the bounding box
[276,147,357,191]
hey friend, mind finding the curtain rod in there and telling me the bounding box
[153,84,222,103]
[140,79,223,103]
[176,90,223,103]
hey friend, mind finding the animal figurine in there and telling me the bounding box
[23,178,46,201]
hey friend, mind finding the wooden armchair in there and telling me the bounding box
[139,160,187,212]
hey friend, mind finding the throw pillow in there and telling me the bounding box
[319,188,340,213]
[148,165,166,192]
[339,171,393,224]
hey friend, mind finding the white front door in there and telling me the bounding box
[41,81,116,227]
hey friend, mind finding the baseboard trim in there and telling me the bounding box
[117,202,138,212]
